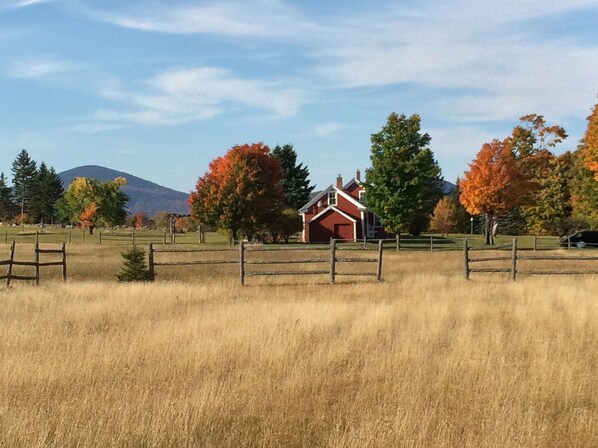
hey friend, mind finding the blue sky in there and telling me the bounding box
[0,0,596,193]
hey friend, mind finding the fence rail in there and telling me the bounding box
[464,238,598,280]
[148,239,384,285]
[1,241,67,286]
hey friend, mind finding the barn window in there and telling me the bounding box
[373,214,382,228]
[328,191,337,206]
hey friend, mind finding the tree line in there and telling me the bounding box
[0,149,129,233]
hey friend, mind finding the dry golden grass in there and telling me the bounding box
[1,249,597,447]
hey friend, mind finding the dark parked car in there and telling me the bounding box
[560,231,598,248]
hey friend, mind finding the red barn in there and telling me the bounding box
[299,171,387,243]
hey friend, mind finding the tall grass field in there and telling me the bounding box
[0,244,597,447]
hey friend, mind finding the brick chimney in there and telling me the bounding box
[355,169,361,182]
[336,174,343,188]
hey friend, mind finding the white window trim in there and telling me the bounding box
[328,191,337,206]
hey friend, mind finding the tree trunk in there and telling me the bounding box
[89,225,94,235]
[484,213,495,245]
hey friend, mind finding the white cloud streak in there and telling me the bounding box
[0,0,54,10]
[83,67,307,130]
[8,57,73,78]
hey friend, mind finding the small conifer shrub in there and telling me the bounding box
[117,246,153,282]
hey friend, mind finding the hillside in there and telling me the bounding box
[58,165,189,216]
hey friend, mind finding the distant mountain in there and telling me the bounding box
[443,180,456,194]
[58,165,189,216]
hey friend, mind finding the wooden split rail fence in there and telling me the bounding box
[464,238,598,280]
[148,239,384,285]
[0,241,67,286]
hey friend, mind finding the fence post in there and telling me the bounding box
[533,235,537,251]
[568,236,571,250]
[330,239,336,284]
[34,241,40,286]
[5,240,15,287]
[147,243,155,281]
[396,233,400,252]
[68,230,72,244]
[35,231,39,244]
[511,238,517,281]
[376,239,383,282]
[363,235,367,248]
[463,239,469,280]
[239,241,245,286]
[61,243,67,282]
[99,231,102,245]
[430,236,434,252]
[163,231,167,245]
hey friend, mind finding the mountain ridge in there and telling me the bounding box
[58,165,190,216]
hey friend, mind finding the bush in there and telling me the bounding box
[117,246,153,282]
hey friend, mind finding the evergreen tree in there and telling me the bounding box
[11,149,37,224]
[365,113,444,235]
[448,179,471,233]
[271,144,314,210]
[30,163,64,225]
[0,172,14,222]
[117,246,153,282]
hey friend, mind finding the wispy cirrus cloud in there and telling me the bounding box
[7,56,73,78]
[91,0,316,38]
[0,0,54,10]
[79,66,307,131]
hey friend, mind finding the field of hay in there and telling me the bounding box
[1,246,597,447]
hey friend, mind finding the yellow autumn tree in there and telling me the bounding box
[429,197,455,236]
[582,103,598,181]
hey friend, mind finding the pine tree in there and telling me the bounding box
[117,246,153,282]
[30,162,64,225]
[271,144,314,210]
[0,172,14,222]
[365,113,444,235]
[11,149,37,224]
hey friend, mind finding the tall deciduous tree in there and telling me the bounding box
[271,144,314,210]
[447,179,471,234]
[0,172,14,222]
[459,139,524,245]
[56,177,128,234]
[581,102,598,180]
[188,143,284,243]
[570,145,598,229]
[365,113,444,235]
[11,149,37,224]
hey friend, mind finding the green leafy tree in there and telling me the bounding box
[189,143,284,243]
[56,177,128,234]
[117,246,153,282]
[267,208,303,243]
[570,146,598,229]
[271,144,314,210]
[11,149,37,224]
[365,113,444,235]
[29,162,64,225]
[522,152,575,235]
[0,172,14,222]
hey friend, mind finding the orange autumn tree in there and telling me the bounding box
[188,143,283,243]
[459,139,524,245]
[582,102,598,180]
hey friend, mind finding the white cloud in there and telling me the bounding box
[85,66,307,129]
[0,0,54,10]
[92,0,316,38]
[7,57,73,78]
[312,122,345,138]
